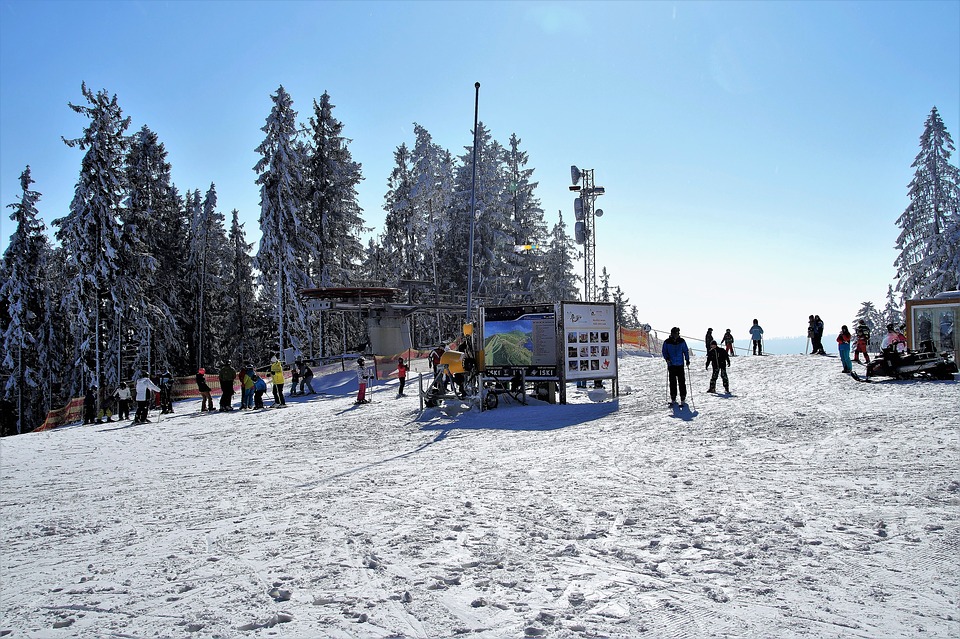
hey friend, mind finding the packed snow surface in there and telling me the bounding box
[1,353,958,638]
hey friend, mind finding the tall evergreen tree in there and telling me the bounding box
[503,133,548,302]
[304,91,366,286]
[124,125,186,377]
[53,83,130,396]
[541,211,580,302]
[894,107,960,298]
[185,184,230,368]
[222,209,258,365]
[883,285,904,329]
[254,86,317,355]
[381,142,416,283]
[853,301,883,351]
[1,166,52,434]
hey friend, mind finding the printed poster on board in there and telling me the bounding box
[562,302,617,381]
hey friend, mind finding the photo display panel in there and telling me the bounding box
[562,302,618,381]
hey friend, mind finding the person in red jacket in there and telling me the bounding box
[397,357,408,398]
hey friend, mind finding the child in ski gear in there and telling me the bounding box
[705,340,730,393]
[218,362,236,411]
[114,383,132,420]
[270,355,286,406]
[290,359,301,396]
[159,368,175,413]
[837,325,853,373]
[241,365,255,409]
[299,361,316,395]
[397,357,408,397]
[134,375,161,423]
[704,328,714,352]
[722,329,736,356]
[749,319,764,355]
[854,320,871,363]
[662,327,690,405]
[356,357,368,403]
[196,368,214,412]
[83,386,98,425]
[252,369,267,408]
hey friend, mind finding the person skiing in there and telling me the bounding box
[355,357,369,404]
[218,361,236,411]
[749,319,764,355]
[396,357,408,398]
[722,329,736,357]
[290,358,301,396]
[251,367,267,409]
[661,327,690,406]
[854,320,872,363]
[114,382,132,421]
[705,340,730,393]
[83,385,98,425]
[270,355,286,407]
[704,328,714,352]
[837,325,853,374]
[196,367,214,412]
[134,374,161,423]
[241,364,255,409]
[299,360,316,395]
[159,368,175,414]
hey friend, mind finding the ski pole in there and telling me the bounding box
[686,362,695,411]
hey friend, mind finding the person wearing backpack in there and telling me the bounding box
[854,320,871,363]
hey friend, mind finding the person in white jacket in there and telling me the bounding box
[134,375,161,424]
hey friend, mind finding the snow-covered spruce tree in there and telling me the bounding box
[598,267,612,302]
[304,91,366,286]
[53,83,130,397]
[123,125,188,378]
[541,210,581,303]
[883,284,904,329]
[222,209,258,365]
[613,286,633,328]
[184,184,231,369]
[254,86,318,356]
[503,134,548,302]
[381,142,416,285]
[1,167,52,434]
[894,107,960,299]
[853,300,883,351]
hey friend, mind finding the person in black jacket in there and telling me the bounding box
[83,385,98,424]
[196,368,213,412]
[705,340,730,393]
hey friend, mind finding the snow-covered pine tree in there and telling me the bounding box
[894,107,960,299]
[613,286,632,328]
[853,300,883,351]
[541,210,580,302]
[304,91,366,287]
[222,209,258,365]
[123,125,189,379]
[883,285,904,330]
[1,166,52,434]
[503,134,548,302]
[598,268,612,302]
[254,86,318,357]
[54,83,130,397]
[381,142,416,284]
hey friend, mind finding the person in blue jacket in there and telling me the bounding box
[662,327,691,406]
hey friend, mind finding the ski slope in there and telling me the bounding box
[1,352,957,638]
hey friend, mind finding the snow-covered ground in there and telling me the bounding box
[1,352,957,638]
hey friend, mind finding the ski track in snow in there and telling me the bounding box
[0,353,957,638]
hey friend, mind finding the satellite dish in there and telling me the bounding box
[595,209,604,217]
[570,165,581,185]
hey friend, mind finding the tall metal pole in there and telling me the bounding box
[466,82,480,324]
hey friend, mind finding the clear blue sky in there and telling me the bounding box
[1,0,958,339]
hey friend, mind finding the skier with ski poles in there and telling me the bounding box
[705,340,731,394]
[661,327,690,407]
[749,319,764,356]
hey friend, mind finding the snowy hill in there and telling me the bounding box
[1,354,958,638]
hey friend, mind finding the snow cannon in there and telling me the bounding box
[440,350,467,375]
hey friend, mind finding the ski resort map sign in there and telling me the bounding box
[562,302,618,381]
[480,304,559,380]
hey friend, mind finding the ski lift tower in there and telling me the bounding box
[569,166,605,302]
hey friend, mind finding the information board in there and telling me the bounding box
[561,302,618,381]
[481,304,559,380]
